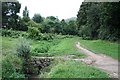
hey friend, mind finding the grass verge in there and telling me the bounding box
[80,39,118,60]
[39,59,108,78]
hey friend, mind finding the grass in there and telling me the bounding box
[1,36,24,78]
[31,37,85,58]
[1,36,17,56]
[47,37,85,58]
[0,36,2,78]
[1,36,115,78]
[39,60,108,78]
[80,39,118,60]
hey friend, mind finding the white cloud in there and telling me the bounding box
[18,0,84,20]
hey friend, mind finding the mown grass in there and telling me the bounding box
[39,60,108,78]
[80,39,118,60]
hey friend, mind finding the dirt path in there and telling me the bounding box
[32,42,119,78]
[76,42,119,78]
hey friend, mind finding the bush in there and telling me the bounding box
[82,35,92,40]
[27,20,43,31]
[31,39,61,55]
[2,53,24,78]
[16,37,31,77]
[31,42,50,54]
[1,29,28,38]
[27,27,39,39]
[16,37,31,58]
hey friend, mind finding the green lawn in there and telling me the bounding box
[80,39,118,60]
[40,60,108,78]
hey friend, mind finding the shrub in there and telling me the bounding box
[1,29,28,38]
[27,20,43,31]
[16,37,31,77]
[33,44,49,53]
[27,27,39,39]
[82,35,92,40]
[2,53,24,78]
[16,37,31,58]
[31,42,50,54]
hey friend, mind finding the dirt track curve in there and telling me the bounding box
[76,42,119,78]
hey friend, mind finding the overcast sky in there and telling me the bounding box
[18,0,84,20]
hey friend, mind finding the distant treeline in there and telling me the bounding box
[2,2,120,41]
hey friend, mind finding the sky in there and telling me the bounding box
[18,0,84,20]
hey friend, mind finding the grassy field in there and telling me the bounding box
[1,36,24,78]
[31,37,85,58]
[39,60,108,78]
[80,39,118,60]
[1,36,17,56]
[48,38,85,57]
[2,36,115,78]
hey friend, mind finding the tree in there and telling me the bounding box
[42,16,60,33]
[77,2,120,41]
[67,20,78,35]
[86,3,101,39]
[2,2,21,30]
[22,6,30,23]
[99,2,120,41]
[60,19,67,34]
[23,6,29,17]
[17,16,28,31]
[32,14,43,23]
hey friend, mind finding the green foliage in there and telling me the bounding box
[45,60,108,78]
[31,39,61,55]
[32,14,43,23]
[32,43,49,53]
[2,2,21,30]
[23,6,29,17]
[1,29,28,38]
[2,54,24,78]
[27,20,43,31]
[65,20,78,35]
[27,27,39,39]
[77,2,120,41]
[17,17,28,31]
[16,37,30,58]
[1,37,24,78]
[16,37,32,77]
[98,3,120,41]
